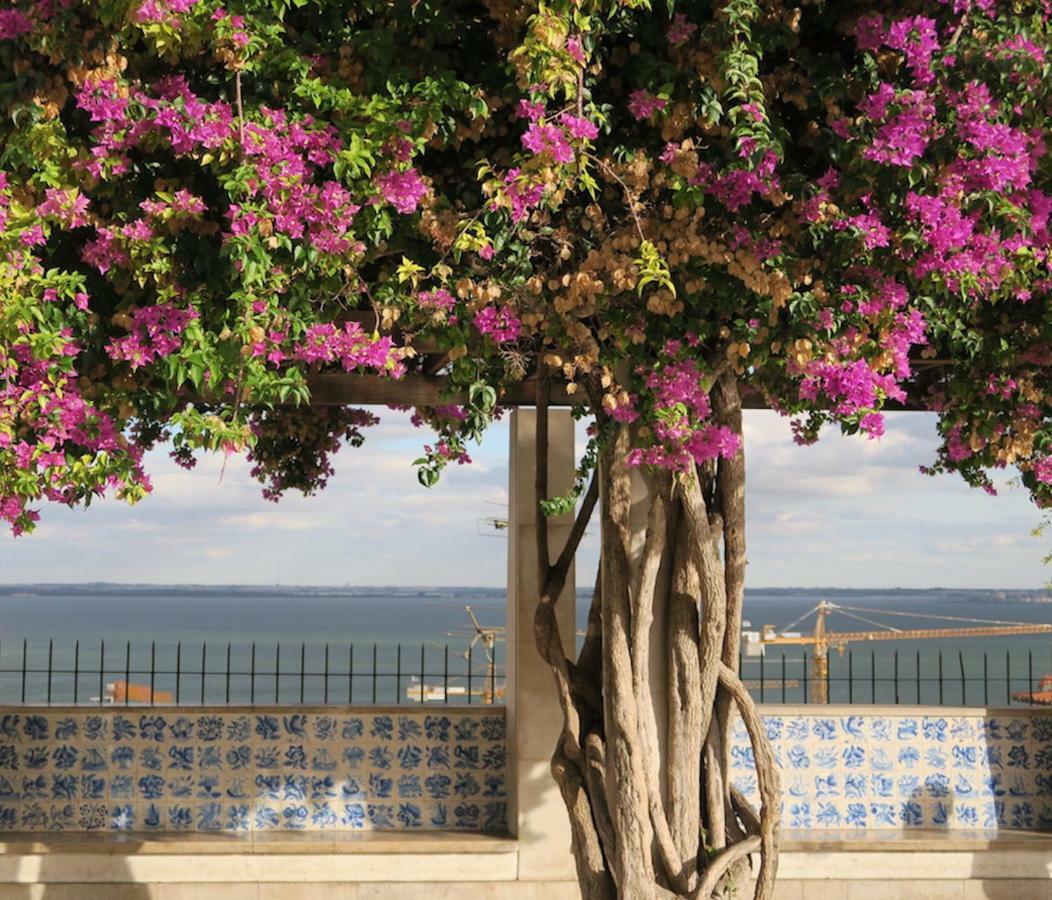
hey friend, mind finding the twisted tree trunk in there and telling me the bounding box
[531,373,780,900]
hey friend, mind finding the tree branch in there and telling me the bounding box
[552,744,617,900]
[680,475,728,783]
[571,570,605,718]
[583,730,619,877]
[552,467,599,586]
[713,374,748,851]
[714,374,746,673]
[627,481,691,895]
[717,664,780,900]
[666,493,702,885]
[691,836,761,900]
[702,724,726,855]
[630,480,668,667]
[730,785,761,836]
[598,433,657,893]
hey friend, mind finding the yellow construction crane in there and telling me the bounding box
[761,600,1052,703]
[431,604,506,704]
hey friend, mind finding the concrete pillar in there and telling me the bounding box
[506,408,577,882]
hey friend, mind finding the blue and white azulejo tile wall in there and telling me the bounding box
[2,704,1048,834]
[731,707,1052,831]
[0,707,507,833]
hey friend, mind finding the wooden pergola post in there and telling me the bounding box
[506,408,577,882]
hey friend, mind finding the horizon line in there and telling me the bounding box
[0,582,1045,593]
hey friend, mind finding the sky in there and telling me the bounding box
[0,409,1047,589]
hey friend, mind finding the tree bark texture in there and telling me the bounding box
[532,374,780,899]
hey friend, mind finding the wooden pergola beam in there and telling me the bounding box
[305,372,938,411]
[305,373,577,407]
[306,311,949,412]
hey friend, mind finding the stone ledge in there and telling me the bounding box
[758,879,1052,899]
[20,705,507,715]
[782,828,1052,852]
[0,884,581,899]
[755,704,1052,717]
[0,851,521,883]
[0,831,516,856]
[776,848,1052,881]
[0,828,1047,857]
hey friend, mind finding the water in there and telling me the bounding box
[0,585,509,706]
[742,589,1052,706]
[0,584,1047,707]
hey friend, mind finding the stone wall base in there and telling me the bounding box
[0,832,1048,899]
[0,886,580,900]
[760,880,1049,899]
[0,878,1046,900]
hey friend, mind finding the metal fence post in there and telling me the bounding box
[46,640,53,706]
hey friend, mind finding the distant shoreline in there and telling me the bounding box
[0,583,1047,602]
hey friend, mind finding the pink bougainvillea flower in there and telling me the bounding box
[667,14,697,46]
[107,305,198,369]
[474,306,522,343]
[516,100,546,122]
[0,8,33,39]
[417,289,456,312]
[19,225,46,247]
[521,122,574,163]
[1034,457,1052,484]
[498,169,545,223]
[36,188,91,228]
[628,90,667,121]
[377,168,428,214]
[562,115,599,141]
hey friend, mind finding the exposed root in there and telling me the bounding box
[691,835,761,900]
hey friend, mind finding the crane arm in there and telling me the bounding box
[762,623,1052,645]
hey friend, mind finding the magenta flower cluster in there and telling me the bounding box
[294,322,403,375]
[518,103,599,165]
[416,289,457,312]
[628,91,668,122]
[473,306,522,343]
[76,77,380,257]
[133,0,200,25]
[667,14,697,47]
[501,169,546,223]
[377,168,429,215]
[1,334,143,535]
[0,8,32,40]
[665,144,782,213]
[622,342,742,472]
[107,305,198,370]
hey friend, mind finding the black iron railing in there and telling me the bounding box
[0,640,1048,708]
[740,647,1052,707]
[0,640,504,707]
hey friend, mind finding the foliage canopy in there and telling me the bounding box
[0,0,1049,533]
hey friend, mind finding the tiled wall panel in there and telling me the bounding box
[731,709,1052,830]
[0,708,507,833]
[1,705,1048,833]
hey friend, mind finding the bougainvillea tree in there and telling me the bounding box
[1,0,1049,895]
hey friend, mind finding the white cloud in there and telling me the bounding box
[217,513,323,532]
[753,513,825,535]
[0,408,1046,589]
[934,534,1022,553]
